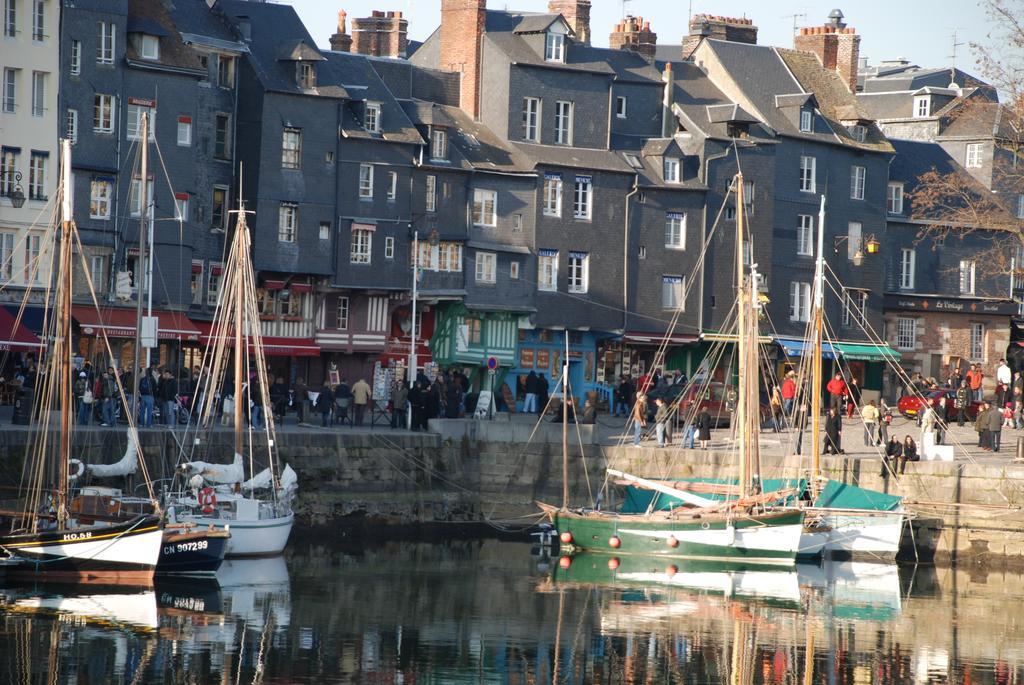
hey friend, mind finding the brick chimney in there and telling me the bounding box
[794,9,861,93]
[681,14,757,59]
[441,0,486,118]
[329,10,353,52]
[351,10,408,58]
[609,16,657,62]
[548,0,591,46]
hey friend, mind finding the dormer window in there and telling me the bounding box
[298,62,316,89]
[545,32,565,62]
[799,109,812,133]
[431,128,448,160]
[663,158,680,183]
[138,34,159,60]
[365,102,381,133]
[727,122,750,139]
[914,95,930,118]
[849,124,867,143]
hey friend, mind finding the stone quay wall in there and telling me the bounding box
[0,421,1023,567]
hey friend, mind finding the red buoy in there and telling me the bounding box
[665,564,678,577]
[609,535,622,549]
[559,556,572,569]
[608,557,620,570]
[559,531,574,545]
[666,536,679,548]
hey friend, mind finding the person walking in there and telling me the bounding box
[976,401,991,450]
[523,371,538,414]
[410,380,428,431]
[878,400,891,446]
[138,366,154,427]
[654,397,671,447]
[846,377,861,418]
[793,401,808,455]
[880,436,903,477]
[351,377,371,426]
[781,371,797,417]
[392,380,409,429]
[270,376,288,425]
[826,374,848,412]
[160,370,179,427]
[823,406,843,454]
[99,370,117,426]
[770,385,784,433]
[248,374,263,429]
[334,378,352,426]
[536,373,550,415]
[696,406,713,450]
[989,400,1004,453]
[861,400,879,446]
[293,377,309,426]
[955,381,970,427]
[75,371,92,426]
[632,393,648,446]
[317,381,334,427]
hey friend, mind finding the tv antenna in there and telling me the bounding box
[948,28,965,70]
[782,12,807,35]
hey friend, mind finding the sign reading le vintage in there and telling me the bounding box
[883,294,1018,316]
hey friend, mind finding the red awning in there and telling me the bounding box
[263,280,285,291]
[290,282,313,294]
[0,307,42,351]
[622,332,699,345]
[72,306,201,341]
[192,321,320,357]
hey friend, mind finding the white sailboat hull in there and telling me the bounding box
[801,509,905,559]
[172,508,293,557]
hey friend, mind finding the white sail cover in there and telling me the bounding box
[180,452,246,484]
[85,435,139,478]
[241,463,299,494]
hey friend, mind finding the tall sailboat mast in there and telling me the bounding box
[56,139,74,528]
[561,330,569,511]
[734,173,750,499]
[131,113,149,418]
[811,195,826,477]
[233,208,244,457]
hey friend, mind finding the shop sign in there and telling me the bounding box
[519,348,534,368]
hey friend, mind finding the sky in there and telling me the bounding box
[290,0,995,77]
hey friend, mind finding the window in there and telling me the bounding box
[430,128,447,160]
[897,317,916,350]
[475,251,496,284]
[70,40,81,75]
[799,155,816,193]
[842,290,867,327]
[513,213,522,231]
[351,227,372,264]
[742,180,754,213]
[473,189,496,226]
[211,185,228,230]
[384,236,394,259]
[3,0,14,37]
[850,165,865,200]
[725,206,736,221]
[638,245,646,260]
[545,32,565,62]
[665,213,685,249]
[538,250,558,291]
[278,203,297,242]
[97,22,115,65]
[359,164,373,199]
[387,171,397,201]
[959,259,976,295]
[663,157,680,183]
[573,175,591,219]
[887,182,904,214]
[336,297,349,330]
[799,109,812,132]
[0,232,13,280]
[900,248,915,289]
[89,177,112,219]
[2,68,15,113]
[216,55,234,89]
[214,113,230,159]
[298,62,315,89]
[135,33,159,60]
[126,103,155,140]
[850,124,867,143]
[466,318,482,344]
[281,128,301,169]
[1018,194,1024,220]
[365,102,381,133]
[554,101,573,145]
[30,0,42,40]
[616,96,627,118]
[1,148,16,197]
[523,97,540,142]
[91,255,106,294]
[542,173,562,217]
[425,175,436,212]
[846,222,862,261]
[662,275,684,310]
[970,323,985,361]
[207,266,222,307]
[24,234,39,283]
[30,71,44,116]
[128,178,152,216]
[796,215,814,256]
[789,282,811,322]
[174,193,188,221]
[568,252,589,293]
[510,261,520,279]
[66,109,78,145]
[419,241,463,272]
[913,95,930,118]
[965,143,983,169]
[25,151,43,200]
[742,240,751,266]
[93,94,115,132]
[326,151,334,163]
[177,116,191,146]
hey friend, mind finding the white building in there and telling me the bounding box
[1,0,59,293]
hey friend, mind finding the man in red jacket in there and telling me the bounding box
[826,373,847,411]
[781,371,797,416]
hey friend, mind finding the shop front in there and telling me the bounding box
[192,319,321,384]
[71,305,201,373]
[430,303,521,394]
[378,303,436,384]
[599,332,700,392]
[313,291,395,386]
[774,337,900,404]
[509,328,608,409]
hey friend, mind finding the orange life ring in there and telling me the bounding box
[199,487,217,514]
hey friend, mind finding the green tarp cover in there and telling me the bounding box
[620,478,805,514]
[832,341,902,362]
[812,480,902,511]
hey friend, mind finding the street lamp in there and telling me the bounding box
[0,168,25,208]
[834,234,880,267]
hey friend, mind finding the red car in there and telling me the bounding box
[897,389,982,421]
[676,382,770,428]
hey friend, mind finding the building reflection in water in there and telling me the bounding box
[0,540,1021,683]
